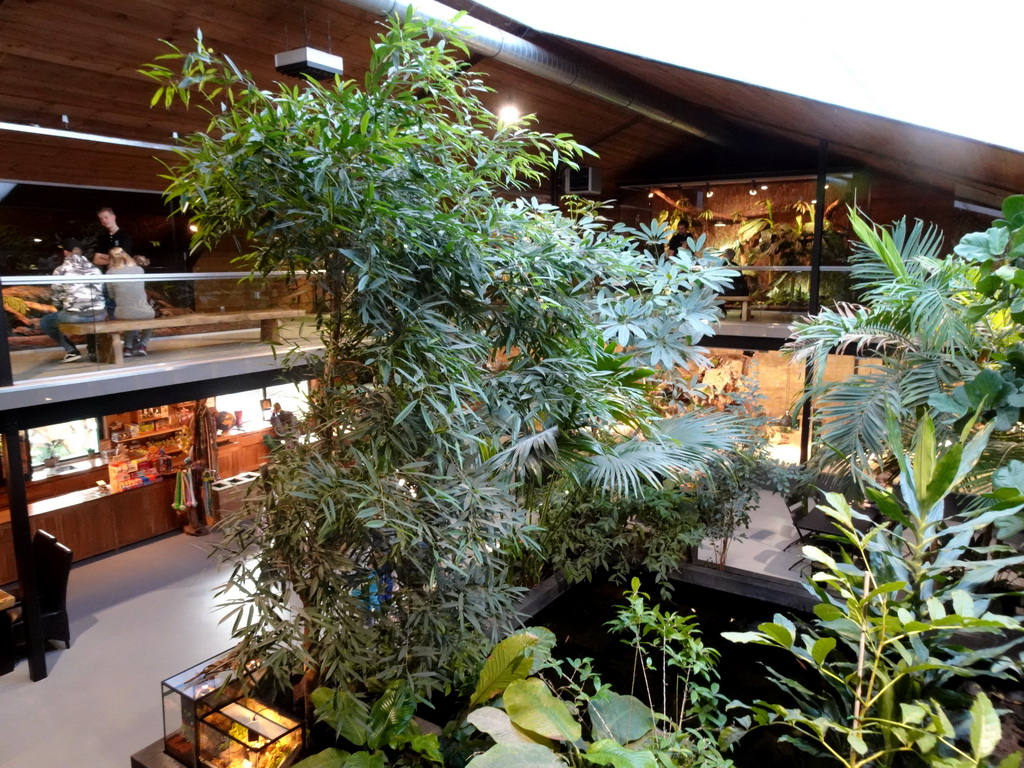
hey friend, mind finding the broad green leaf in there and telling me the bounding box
[721,631,771,644]
[900,703,927,725]
[293,749,351,768]
[969,692,1001,760]
[811,637,836,665]
[952,590,975,618]
[467,707,550,745]
[470,632,543,707]
[366,680,415,750]
[757,622,794,649]
[505,679,582,742]
[406,734,443,762]
[465,742,567,767]
[997,751,1023,768]
[340,753,386,768]
[813,603,844,622]
[1002,195,1024,224]
[847,732,868,755]
[583,740,657,768]
[589,691,654,743]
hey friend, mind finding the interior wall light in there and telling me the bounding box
[760,183,768,191]
[32,237,42,243]
[713,221,726,228]
[188,223,199,233]
[497,92,521,123]
[647,191,654,198]
[704,183,713,199]
[749,181,758,196]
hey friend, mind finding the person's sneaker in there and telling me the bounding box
[123,347,135,358]
[61,351,82,363]
[135,346,148,357]
[87,353,98,363]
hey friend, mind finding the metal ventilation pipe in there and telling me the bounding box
[338,0,735,147]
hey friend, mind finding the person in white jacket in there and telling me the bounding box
[38,238,106,362]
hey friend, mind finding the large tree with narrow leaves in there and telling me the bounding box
[143,12,750,701]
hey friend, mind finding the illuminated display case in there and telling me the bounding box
[198,697,302,768]
[161,654,260,768]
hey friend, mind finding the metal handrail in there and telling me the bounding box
[0,271,296,286]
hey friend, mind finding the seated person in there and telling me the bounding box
[39,239,106,363]
[269,403,299,447]
[720,249,751,297]
[106,247,156,356]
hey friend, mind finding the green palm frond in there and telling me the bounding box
[906,285,978,355]
[488,425,595,482]
[849,215,944,293]
[900,355,978,409]
[652,410,748,459]
[812,367,905,465]
[580,440,686,497]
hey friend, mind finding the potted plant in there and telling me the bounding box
[41,438,67,468]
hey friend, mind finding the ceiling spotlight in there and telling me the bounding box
[33,237,42,243]
[811,199,818,205]
[749,181,758,196]
[188,223,199,233]
[760,183,768,190]
[824,183,830,190]
[704,183,713,199]
[647,191,654,199]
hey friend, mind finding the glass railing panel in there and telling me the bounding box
[715,265,853,324]
[0,272,317,386]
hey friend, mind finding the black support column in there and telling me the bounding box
[800,139,829,465]
[0,278,47,680]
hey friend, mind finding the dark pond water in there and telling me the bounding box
[528,576,824,768]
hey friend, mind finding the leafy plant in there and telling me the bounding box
[295,681,443,767]
[459,581,732,768]
[724,413,1024,768]
[142,11,757,714]
[785,206,999,482]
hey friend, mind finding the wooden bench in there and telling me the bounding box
[60,309,307,365]
[722,295,754,321]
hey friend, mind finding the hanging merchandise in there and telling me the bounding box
[201,468,216,525]
[191,400,220,478]
[177,459,209,537]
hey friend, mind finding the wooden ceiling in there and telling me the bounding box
[0,0,1019,202]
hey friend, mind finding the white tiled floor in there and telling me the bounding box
[698,490,805,580]
[0,493,805,767]
[0,533,232,768]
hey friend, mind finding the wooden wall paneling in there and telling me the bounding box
[0,524,15,586]
[113,481,177,548]
[55,503,116,562]
[217,441,242,479]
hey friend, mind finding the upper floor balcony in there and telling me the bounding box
[0,271,322,414]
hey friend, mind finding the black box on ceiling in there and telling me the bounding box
[274,47,345,80]
[563,166,601,195]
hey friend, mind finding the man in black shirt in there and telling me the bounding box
[666,222,690,257]
[94,207,133,267]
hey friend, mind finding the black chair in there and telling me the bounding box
[783,494,810,551]
[0,530,73,674]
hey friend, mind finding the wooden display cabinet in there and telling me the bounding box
[104,406,188,452]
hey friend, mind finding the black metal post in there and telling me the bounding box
[2,424,47,680]
[808,139,829,315]
[0,276,15,387]
[800,139,829,464]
